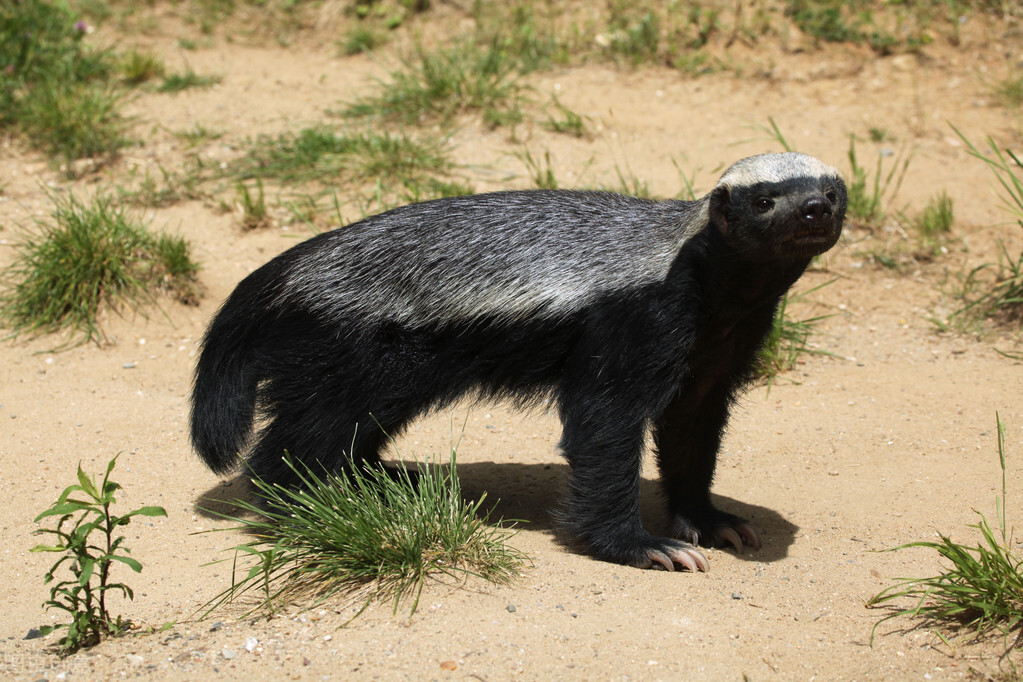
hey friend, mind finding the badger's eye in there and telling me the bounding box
[754,197,774,214]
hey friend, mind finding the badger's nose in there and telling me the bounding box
[801,196,833,225]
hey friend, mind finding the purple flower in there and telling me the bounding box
[74,20,89,34]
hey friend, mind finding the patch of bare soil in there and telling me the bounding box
[1,5,1021,681]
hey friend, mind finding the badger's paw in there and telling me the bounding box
[670,508,761,553]
[600,535,710,572]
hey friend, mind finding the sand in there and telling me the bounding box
[1,5,1021,680]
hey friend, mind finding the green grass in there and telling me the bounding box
[542,95,588,137]
[0,192,200,347]
[237,179,270,230]
[846,135,910,227]
[869,414,1023,655]
[517,148,559,190]
[945,129,1023,326]
[916,191,955,242]
[992,73,1023,110]
[157,67,223,93]
[0,1,129,169]
[202,451,524,618]
[231,125,456,198]
[757,280,836,380]
[120,49,166,85]
[338,24,389,56]
[341,39,525,127]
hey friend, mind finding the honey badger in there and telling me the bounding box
[191,152,847,572]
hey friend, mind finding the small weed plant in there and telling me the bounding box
[237,179,270,230]
[203,451,524,618]
[869,415,1023,654]
[846,135,910,227]
[158,68,223,93]
[757,280,837,380]
[0,192,200,347]
[32,457,167,656]
[947,129,1023,326]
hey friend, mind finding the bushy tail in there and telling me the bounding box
[190,297,265,475]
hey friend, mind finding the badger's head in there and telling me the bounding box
[708,152,846,262]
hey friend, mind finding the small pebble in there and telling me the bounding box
[731,593,743,600]
[245,636,258,652]
[221,648,238,659]
[24,628,42,640]
[506,604,517,613]
[126,654,144,666]
[209,622,223,632]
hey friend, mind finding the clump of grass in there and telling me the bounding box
[946,129,1023,326]
[603,8,661,65]
[202,452,524,618]
[237,179,270,230]
[916,190,955,245]
[31,457,168,656]
[991,72,1023,110]
[869,414,1023,654]
[846,135,910,227]
[517,148,559,190]
[757,280,836,380]
[233,125,455,192]
[158,67,222,93]
[342,40,524,127]
[542,95,587,137]
[339,24,389,55]
[121,49,165,85]
[0,1,129,168]
[0,192,200,347]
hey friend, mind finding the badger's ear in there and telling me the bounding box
[709,186,730,234]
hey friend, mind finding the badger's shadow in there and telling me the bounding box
[193,461,797,563]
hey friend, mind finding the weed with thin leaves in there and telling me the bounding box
[121,49,165,85]
[339,24,389,56]
[915,190,954,247]
[31,457,168,656]
[237,179,270,230]
[757,280,837,380]
[517,148,559,190]
[868,415,1023,655]
[542,95,587,137]
[0,192,200,347]
[846,135,910,227]
[200,451,524,619]
[946,129,1023,325]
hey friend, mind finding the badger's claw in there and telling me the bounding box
[671,508,762,554]
[630,540,709,572]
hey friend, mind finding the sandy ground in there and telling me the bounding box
[1,4,1022,680]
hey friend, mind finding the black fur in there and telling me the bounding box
[191,153,847,571]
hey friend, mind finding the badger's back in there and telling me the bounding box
[279,190,706,327]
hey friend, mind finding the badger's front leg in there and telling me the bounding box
[557,400,710,572]
[653,387,761,553]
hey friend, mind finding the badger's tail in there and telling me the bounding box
[190,279,272,475]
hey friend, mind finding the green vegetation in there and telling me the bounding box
[32,457,168,655]
[0,192,199,347]
[120,49,166,85]
[342,40,524,127]
[237,179,270,230]
[543,95,588,137]
[157,67,223,93]
[757,281,836,380]
[869,415,1023,655]
[845,136,910,227]
[231,125,458,204]
[947,130,1023,327]
[0,1,129,169]
[914,190,955,250]
[203,452,523,618]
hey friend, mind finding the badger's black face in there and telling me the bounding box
[709,173,847,263]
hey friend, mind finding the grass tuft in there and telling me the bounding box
[0,192,200,347]
[757,280,836,380]
[341,40,524,126]
[869,414,1023,654]
[202,451,524,618]
[846,135,910,227]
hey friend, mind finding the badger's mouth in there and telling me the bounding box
[782,226,841,255]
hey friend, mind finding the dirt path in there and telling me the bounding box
[1,5,1021,680]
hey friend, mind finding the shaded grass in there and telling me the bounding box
[869,414,1023,655]
[157,68,223,93]
[0,192,200,347]
[201,451,524,619]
